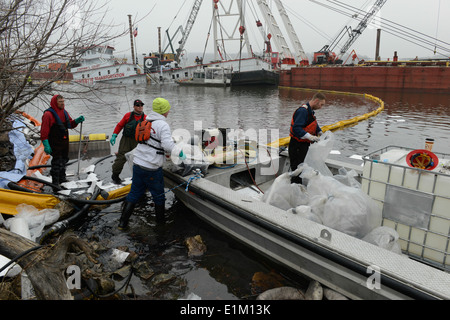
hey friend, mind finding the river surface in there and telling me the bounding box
[23,83,450,300]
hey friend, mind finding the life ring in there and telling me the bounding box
[406,149,438,170]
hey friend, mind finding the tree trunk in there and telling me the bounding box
[0,228,97,300]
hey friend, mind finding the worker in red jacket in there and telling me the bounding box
[110,99,146,184]
[40,94,85,189]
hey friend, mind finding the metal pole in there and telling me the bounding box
[375,29,381,61]
[77,122,83,177]
[128,15,136,65]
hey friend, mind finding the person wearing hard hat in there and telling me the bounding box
[118,98,175,230]
[110,99,146,184]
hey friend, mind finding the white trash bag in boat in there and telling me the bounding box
[362,226,403,255]
[262,173,309,211]
[304,130,335,177]
[287,205,323,224]
[301,164,381,238]
[333,167,361,188]
[322,186,380,238]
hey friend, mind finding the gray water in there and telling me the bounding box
[23,83,450,300]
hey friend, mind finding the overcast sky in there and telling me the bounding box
[104,0,450,62]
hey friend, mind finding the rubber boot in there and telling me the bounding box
[51,174,60,193]
[112,173,122,184]
[155,204,165,222]
[118,201,135,230]
[59,171,68,183]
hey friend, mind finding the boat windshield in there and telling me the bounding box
[206,67,223,80]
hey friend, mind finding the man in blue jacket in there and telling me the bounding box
[288,92,326,184]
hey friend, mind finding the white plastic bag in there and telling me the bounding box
[301,164,381,238]
[304,130,335,177]
[288,205,323,224]
[262,173,309,210]
[363,226,403,254]
[264,183,309,210]
[322,188,378,238]
[333,167,361,188]
[4,204,60,242]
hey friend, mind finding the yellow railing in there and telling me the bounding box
[268,87,385,148]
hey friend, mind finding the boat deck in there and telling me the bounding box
[163,147,450,300]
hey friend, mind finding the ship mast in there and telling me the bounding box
[128,15,136,64]
[213,0,252,60]
[176,0,203,63]
[338,0,387,58]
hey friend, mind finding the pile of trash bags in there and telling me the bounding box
[262,131,402,254]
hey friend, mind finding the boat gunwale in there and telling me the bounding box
[163,161,450,300]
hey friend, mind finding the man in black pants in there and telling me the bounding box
[40,94,85,190]
[288,92,326,184]
[110,99,146,184]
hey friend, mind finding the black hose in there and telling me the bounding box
[38,187,102,244]
[27,159,78,170]
[0,245,44,275]
[20,175,63,191]
[93,154,114,167]
[65,195,127,205]
[7,181,40,193]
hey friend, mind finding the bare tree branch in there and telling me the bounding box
[0,0,130,131]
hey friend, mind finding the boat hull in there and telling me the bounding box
[175,80,230,87]
[280,65,450,92]
[148,57,275,85]
[162,150,450,300]
[231,69,279,86]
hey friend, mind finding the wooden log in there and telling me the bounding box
[0,228,97,300]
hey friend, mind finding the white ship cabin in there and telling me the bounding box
[72,45,144,85]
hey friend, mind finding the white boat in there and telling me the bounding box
[163,130,450,300]
[71,45,147,85]
[175,66,232,87]
[146,56,275,85]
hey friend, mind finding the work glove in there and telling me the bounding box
[179,150,186,160]
[42,139,52,154]
[304,133,320,142]
[75,116,85,124]
[110,133,118,146]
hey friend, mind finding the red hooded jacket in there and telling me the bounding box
[40,94,78,141]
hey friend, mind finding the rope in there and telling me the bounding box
[184,169,204,191]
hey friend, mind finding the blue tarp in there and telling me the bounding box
[0,119,35,189]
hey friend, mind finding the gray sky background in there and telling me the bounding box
[104,0,450,63]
